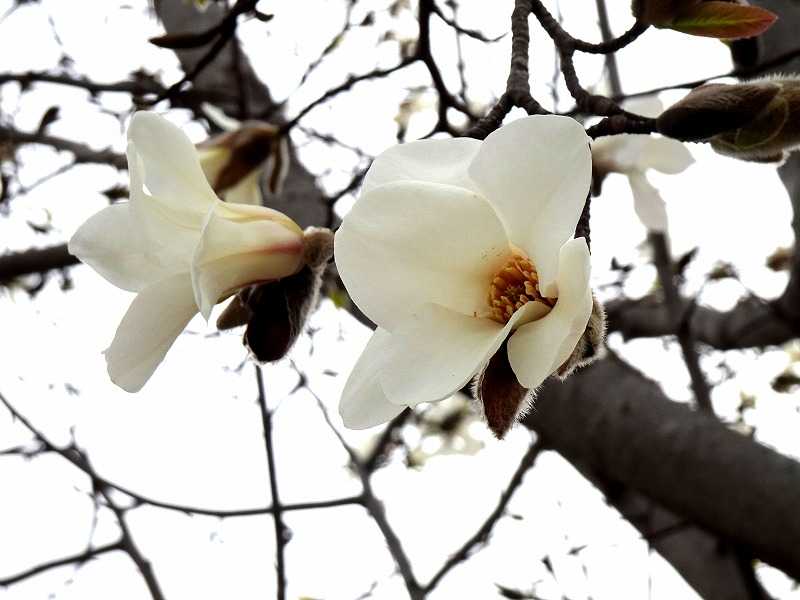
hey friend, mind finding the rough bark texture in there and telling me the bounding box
[527,355,800,581]
[574,460,772,600]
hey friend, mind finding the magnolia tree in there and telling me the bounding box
[2,0,800,599]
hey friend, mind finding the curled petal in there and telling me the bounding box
[334,180,511,330]
[128,112,217,216]
[469,115,591,297]
[379,300,547,408]
[191,201,304,320]
[362,137,481,194]
[628,172,668,232]
[339,329,406,429]
[507,238,592,389]
[68,204,175,292]
[126,146,202,274]
[105,273,198,392]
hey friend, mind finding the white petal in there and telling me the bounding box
[105,273,198,392]
[623,97,664,119]
[334,180,511,330]
[636,137,694,174]
[68,204,176,292]
[379,300,546,407]
[591,134,647,173]
[191,201,304,319]
[127,144,203,271]
[201,102,242,132]
[468,115,591,297]
[128,112,217,214]
[362,137,481,194]
[628,172,668,232]
[339,329,406,429]
[507,238,592,389]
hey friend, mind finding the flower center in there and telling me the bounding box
[488,250,555,323]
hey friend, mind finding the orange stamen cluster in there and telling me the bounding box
[489,251,555,323]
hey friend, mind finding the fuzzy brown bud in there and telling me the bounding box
[657,82,781,141]
[707,77,800,162]
[216,227,335,362]
[474,340,532,440]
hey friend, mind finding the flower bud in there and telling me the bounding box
[217,227,334,363]
[662,76,800,162]
[657,81,781,141]
[197,121,289,206]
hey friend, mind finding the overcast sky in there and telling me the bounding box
[1,1,799,599]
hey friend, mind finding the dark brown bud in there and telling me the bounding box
[474,340,532,440]
[217,227,335,363]
[705,77,800,162]
[657,82,781,141]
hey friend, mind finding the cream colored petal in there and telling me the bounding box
[197,146,231,190]
[468,115,591,297]
[334,180,511,330]
[636,137,694,174]
[191,200,304,320]
[126,144,203,271]
[507,238,592,389]
[362,137,481,194]
[591,134,649,173]
[628,172,668,232]
[379,300,546,408]
[105,273,198,392]
[339,329,406,429]
[69,203,184,292]
[127,112,217,214]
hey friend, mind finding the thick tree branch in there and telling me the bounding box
[525,355,800,580]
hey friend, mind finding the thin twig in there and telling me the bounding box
[0,541,124,587]
[254,365,287,600]
[649,233,714,413]
[423,438,545,592]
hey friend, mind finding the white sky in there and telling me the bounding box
[1,1,799,599]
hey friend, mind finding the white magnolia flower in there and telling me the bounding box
[197,103,289,206]
[69,112,305,392]
[336,115,594,429]
[591,98,694,231]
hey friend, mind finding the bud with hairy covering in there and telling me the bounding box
[658,77,800,163]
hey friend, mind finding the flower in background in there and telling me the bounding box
[197,103,289,206]
[336,115,595,437]
[592,98,694,232]
[69,112,305,392]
